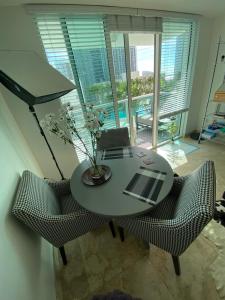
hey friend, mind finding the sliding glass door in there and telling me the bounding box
[109,31,155,148]
[130,33,155,148]
[110,32,129,129]
[109,32,155,147]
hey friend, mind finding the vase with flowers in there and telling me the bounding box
[40,103,111,185]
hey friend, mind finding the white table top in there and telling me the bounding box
[70,146,174,217]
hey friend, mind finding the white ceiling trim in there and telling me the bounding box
[25,4,201,20]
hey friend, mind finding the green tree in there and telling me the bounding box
[88,82,112,104]
[116,81,127,99]
[88,74,178,105]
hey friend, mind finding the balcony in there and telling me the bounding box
[92,93,182,150]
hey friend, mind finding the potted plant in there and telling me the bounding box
[167,121,178,143]
[40,103,110,185]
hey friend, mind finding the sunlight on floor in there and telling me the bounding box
[156,140,199,169]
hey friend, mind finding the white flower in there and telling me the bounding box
[59,106,67,114]
[85,122,92,129]
[59,114,64,121]
[86,112,94,120]
[46,113,55,120]
[68,105,74,111]
[57,129,65,138]
[86,120,97,130]
[86,104,94,110]
[40,120,46,129]
[90,121,96,129]
[46,119,58,128]
[47,124,55,132]
[42,106,107,160]
[96,131,102,139]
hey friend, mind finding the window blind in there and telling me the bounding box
[159,19,197,118]
[106,15,162,33]
[64,16,116,128]
[36,14,117,161]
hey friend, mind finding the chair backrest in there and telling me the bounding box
[174,160,216,222]
[12,170,61,222]
[97,127,130,150]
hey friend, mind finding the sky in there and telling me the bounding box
[136,46,154,75]
[136,40,176,78]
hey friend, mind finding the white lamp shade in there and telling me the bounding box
[0,50,75,105]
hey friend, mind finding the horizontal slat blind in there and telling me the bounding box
[160,19,196,117]
[36,14,116,161]
[64,16,116,130]
[106,15,162,33]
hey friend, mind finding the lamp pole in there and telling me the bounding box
[29,105,65,180]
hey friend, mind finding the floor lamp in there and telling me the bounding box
[0,50,76,180]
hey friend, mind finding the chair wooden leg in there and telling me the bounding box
[109,220,116,238]
[118,226,125,242]
[172,255,181,276]
[59,246,67,265]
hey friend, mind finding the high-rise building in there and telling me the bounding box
[47,46,137,104]
[72,47,137,103]
[112,47,137,80]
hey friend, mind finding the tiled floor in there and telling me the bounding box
[156,139,199,169]
[55,138,225,300]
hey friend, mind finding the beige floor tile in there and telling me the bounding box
[55,139,225,300]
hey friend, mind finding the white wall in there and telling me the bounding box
[197,16,225,131]
[0,5,79,180]
[0,91,56,300]
[185,16,213,133]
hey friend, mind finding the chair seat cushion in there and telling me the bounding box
[60,194,83,214]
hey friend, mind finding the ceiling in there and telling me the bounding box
[0,0,225,18]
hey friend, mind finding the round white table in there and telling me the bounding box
[70,146,173,217]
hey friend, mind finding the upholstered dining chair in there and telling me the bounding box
[116,160,216,275]
[12,170,113,265]
[97,127,130,150]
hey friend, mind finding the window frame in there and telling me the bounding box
[36,14,198,160]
